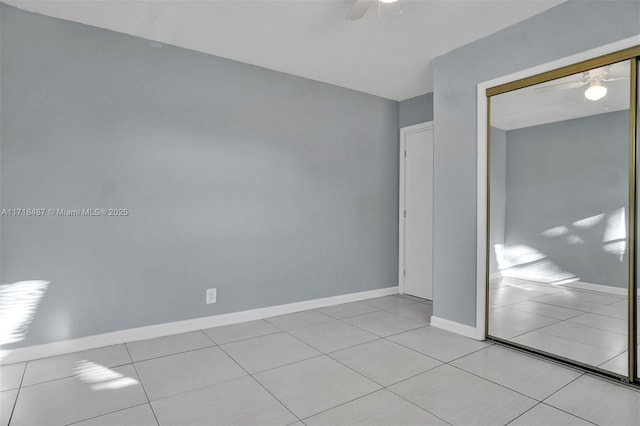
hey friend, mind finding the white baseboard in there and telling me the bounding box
[499,269,558,284]
[430,315,483,340]
[492,271,629,297]
[558,280,628,296]
[1,286,398,365]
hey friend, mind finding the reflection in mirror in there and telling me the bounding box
[488,60,631,377]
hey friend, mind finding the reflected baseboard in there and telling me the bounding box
[557,280,628,297]
[493,270,629,297]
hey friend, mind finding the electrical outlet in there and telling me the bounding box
[206,288,217,304]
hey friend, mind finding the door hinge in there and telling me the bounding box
[404,210,406,218]
[403,269,406,276]
[404,150,407,158]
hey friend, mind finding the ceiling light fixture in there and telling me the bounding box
[379,0,399,3]
[584,82,607,101]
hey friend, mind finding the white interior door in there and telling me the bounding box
[401,123,433,299]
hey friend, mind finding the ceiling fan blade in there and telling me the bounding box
[534,81,585,93]
[346,0,375,20]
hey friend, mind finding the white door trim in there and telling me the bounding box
[475,35,640,341]
[399,121,434,295]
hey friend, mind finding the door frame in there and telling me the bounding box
[399,121,434,295]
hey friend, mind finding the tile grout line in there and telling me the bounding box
[528,308,628,339]
[122,336,358,408]
[298,388,382,424]
[536,373,605,425]
[9,293,634,425]
[202,328,282,346]
[493,315,566,340]
[503,402,548,426]
[277,309,431,363]
[333,307,431,340]
[215,343,303,423]
[0,296,407,370]
[6,361,28,425]
[220,334,327,376]
[282,339,452,426]
[139,373,261,406]
[444,361,546,403]
[63,402,152,426]
[15,360,135,390]
[505,401,542,426]
[263,311,336,333]
[16,344,219,390]
[596,349,629,371]
[490,283,631,374]
[336,316,426,339]
[123,343,160,426]
[527,324,626,358]
[382,327,488,364]
[250,308,452,424]
[285,320,452,425]
[509,295,623,321]
[373,327,573,422]
[500,303,585,322]
[383,385,454,426]
[382,329,629,426]
[324,349,453,425]
[488,341,586,375]
[443,341,615,408]
[12,350,158,426]
[279,309,431,357]
[318,304,383,320]
[491,283,632,423]
[319,353,453,425]
[332,344,492,424]
[535,401,599,426]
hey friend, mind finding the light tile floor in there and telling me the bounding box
[489,276,640,376]
[1,294,639,425]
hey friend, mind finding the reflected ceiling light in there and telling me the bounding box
[584,82,607,101]
[379,0,399,2]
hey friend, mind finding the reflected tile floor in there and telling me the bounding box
[1,294,640,425]
[489,276,639,376]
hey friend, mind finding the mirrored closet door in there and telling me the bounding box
[486,49,640,383]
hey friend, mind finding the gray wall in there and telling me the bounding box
[503,111,629,288]
[399,92,434,128]
[0,4,399,348]
[489,127,506,274]
[432,0,640,326]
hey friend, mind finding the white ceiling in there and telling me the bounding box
[4,0,564,101]
[492,60,631,131]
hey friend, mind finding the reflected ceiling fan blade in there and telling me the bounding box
[602,76,628,82]
[533,80,585,93]
[346,0,375,20]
